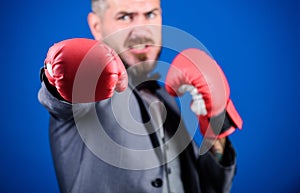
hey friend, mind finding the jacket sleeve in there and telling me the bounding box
[196,139,237,193]
[38,69,94,120]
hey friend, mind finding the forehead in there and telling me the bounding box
[106,0,161,12]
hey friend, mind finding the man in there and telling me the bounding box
[38,0,242,192]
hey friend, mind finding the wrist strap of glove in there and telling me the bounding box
[200,99,243,139]
[40,67,67,102]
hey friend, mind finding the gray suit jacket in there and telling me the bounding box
[38,73,236,193]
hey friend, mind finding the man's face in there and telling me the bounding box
[92,0,162,77]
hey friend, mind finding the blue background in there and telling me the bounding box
[1,0,300,192]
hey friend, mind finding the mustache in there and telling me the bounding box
[124,36,155,48]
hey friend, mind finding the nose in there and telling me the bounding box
[129,26,152,39]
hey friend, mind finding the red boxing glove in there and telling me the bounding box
[44,38,128,103]
[165,48,242,139]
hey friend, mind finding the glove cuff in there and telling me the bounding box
[199,99,243,138]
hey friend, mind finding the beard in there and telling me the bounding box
[120,45,162,79]
[124,51,160,74]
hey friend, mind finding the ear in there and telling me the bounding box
[87,12,103,40]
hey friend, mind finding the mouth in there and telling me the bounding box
[128,44,151,54]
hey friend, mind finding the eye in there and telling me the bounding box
[146,11,156,19]
[117,13,133,21]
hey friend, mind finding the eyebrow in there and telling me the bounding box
[145,8,161,14]
[116,8,161,16]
